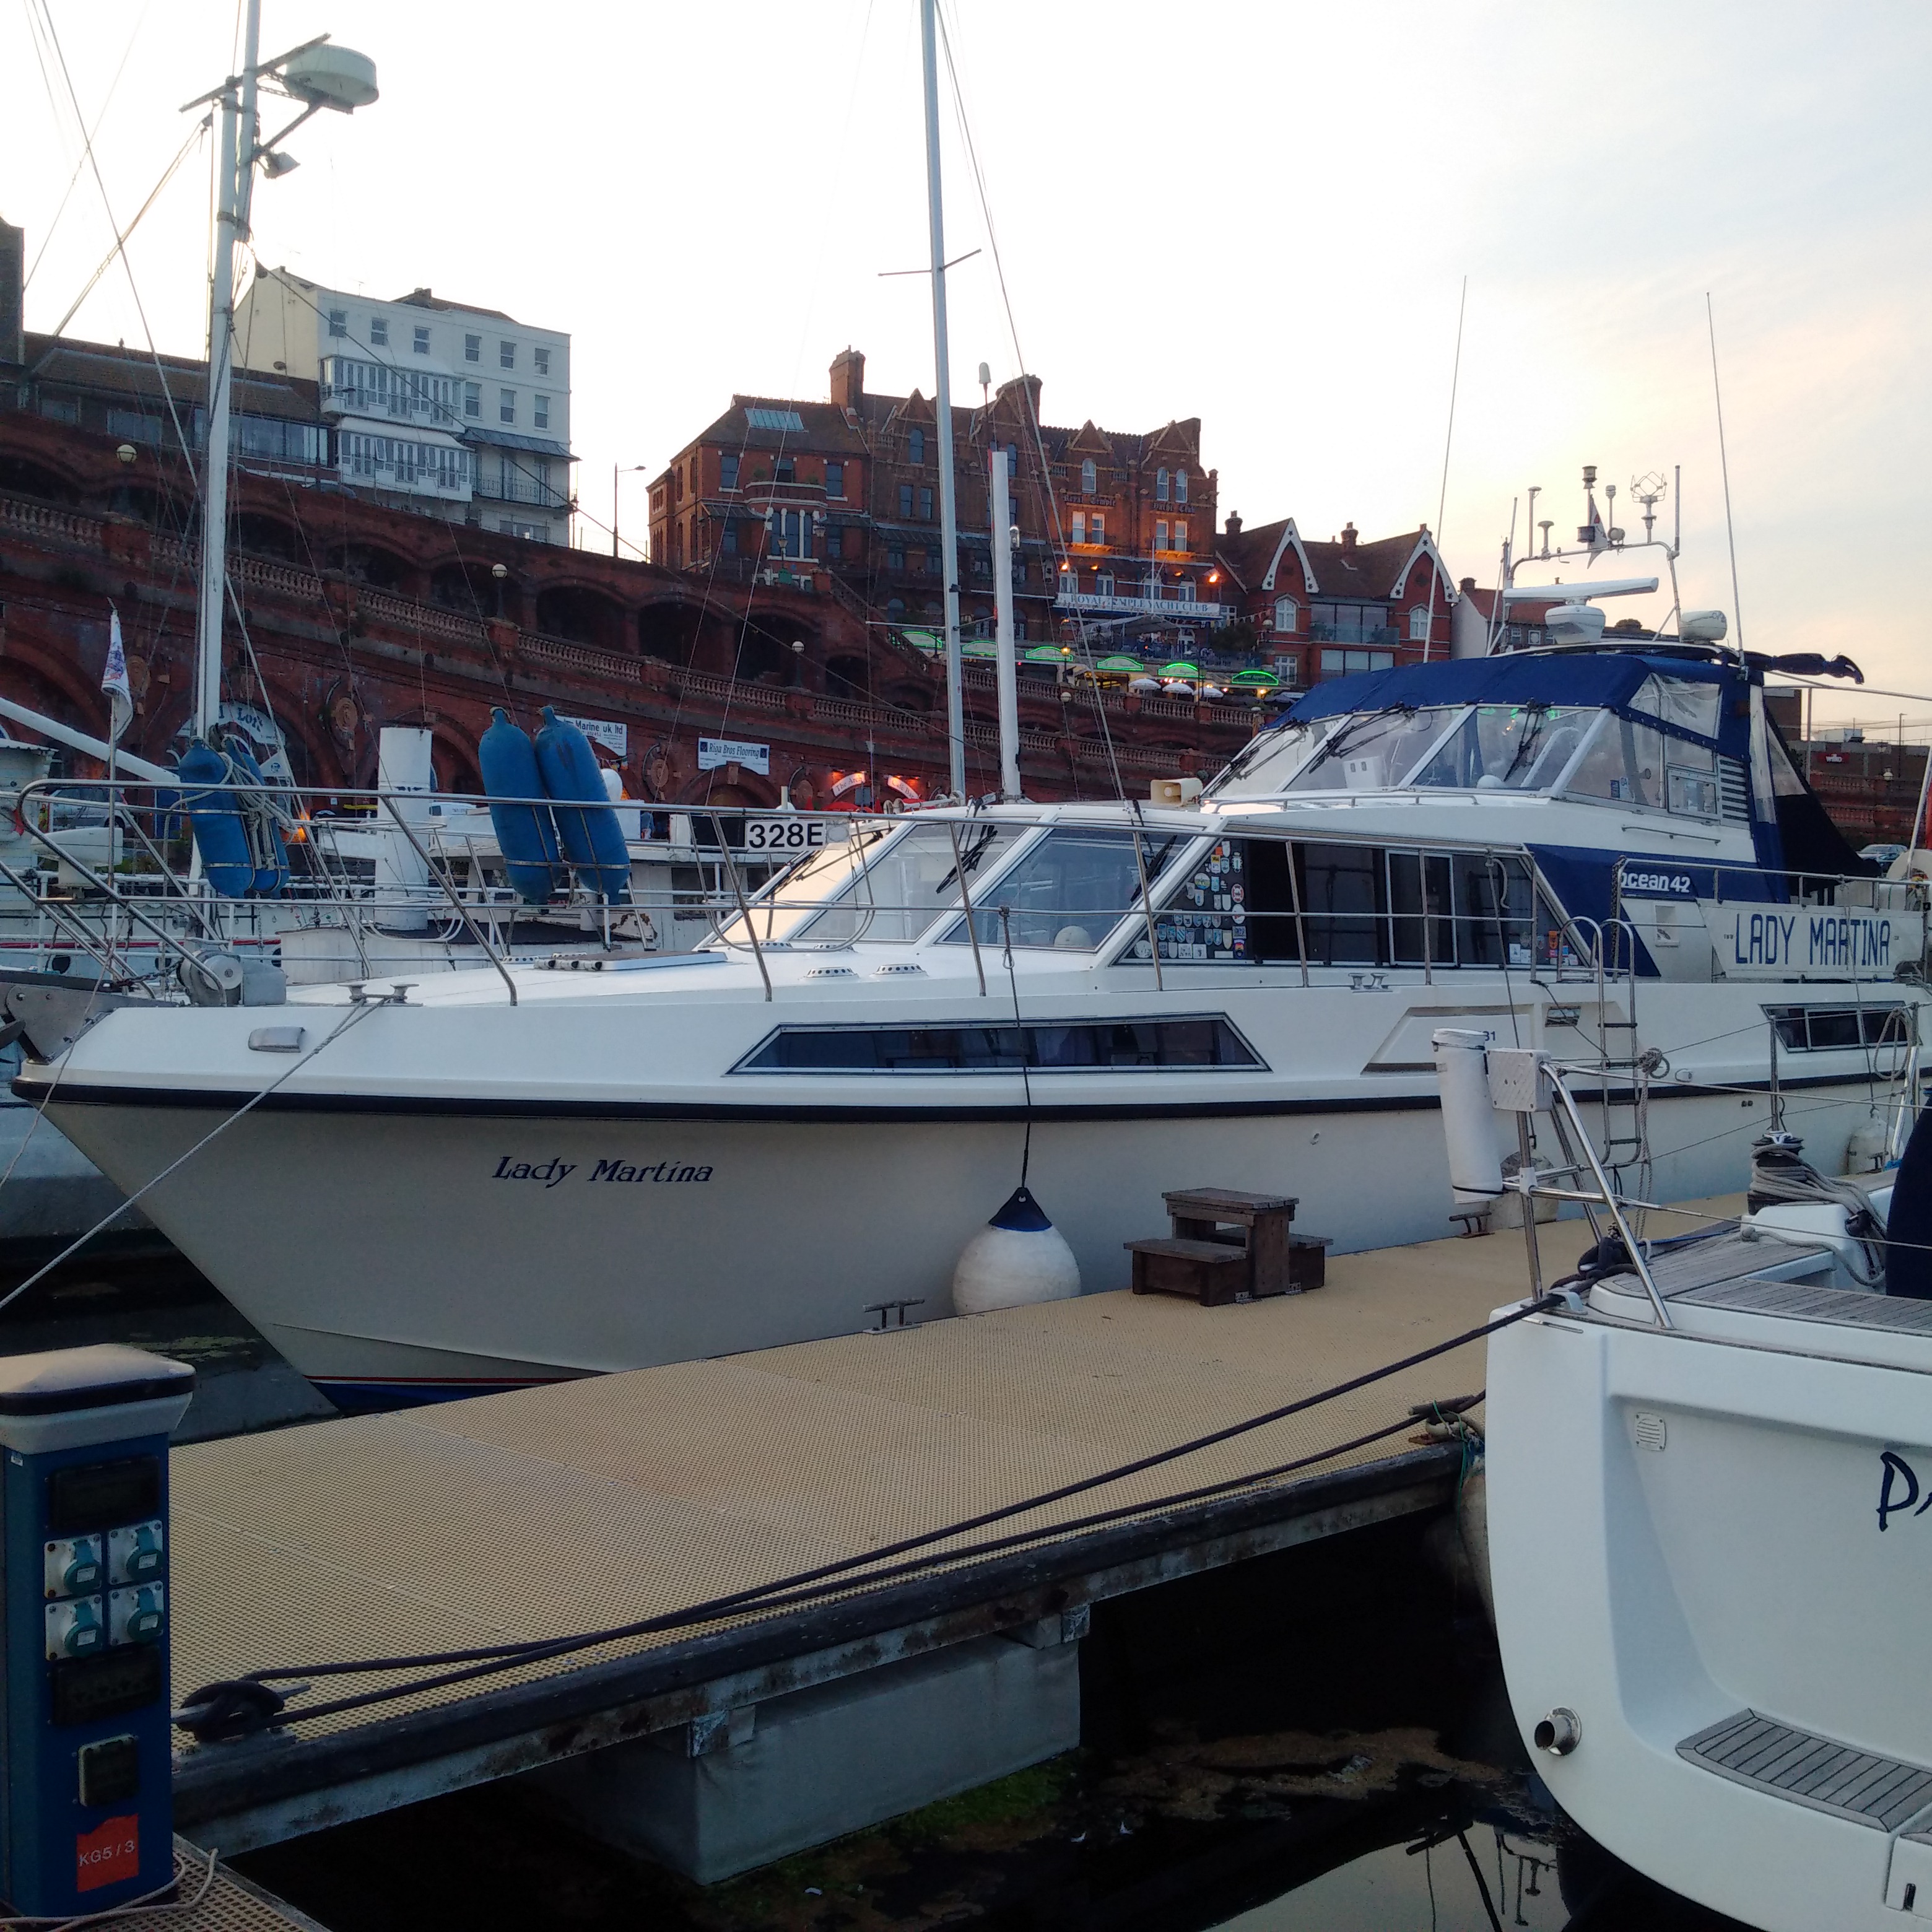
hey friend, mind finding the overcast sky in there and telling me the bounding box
[5,1,1928,724]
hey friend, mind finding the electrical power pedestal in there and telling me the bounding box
[0,1345,193,1917]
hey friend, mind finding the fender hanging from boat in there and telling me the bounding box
[479,708,561,905]
[534,707,630,902]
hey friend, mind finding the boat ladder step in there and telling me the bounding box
[1679,1710,1932,1832]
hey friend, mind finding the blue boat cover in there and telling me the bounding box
[1281,651,1752,761]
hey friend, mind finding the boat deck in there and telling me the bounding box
[165,1202,1721,1852]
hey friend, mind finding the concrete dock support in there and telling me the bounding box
[523,1629,1082,1883]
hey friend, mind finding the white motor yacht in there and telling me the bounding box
[12,640,1929,1408]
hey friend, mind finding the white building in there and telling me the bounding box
[235,268,574,544]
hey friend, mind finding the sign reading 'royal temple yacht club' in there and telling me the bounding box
[698,738,770,775]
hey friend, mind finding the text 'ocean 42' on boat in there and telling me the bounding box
[10,603,1928,1408]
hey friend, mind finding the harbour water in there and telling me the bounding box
[0,1252,1738,1932]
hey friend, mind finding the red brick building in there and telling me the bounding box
[648,350,1226,666]
[0,340,1262,809]
[1210,515,1459,690]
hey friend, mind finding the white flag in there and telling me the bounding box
[102,607,133,745]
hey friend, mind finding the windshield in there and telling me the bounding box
[1210,718,1337,798]
[788,820,1023,944]
[1409,705,1595,791]
[1282,710,1447,792]
[940,827,1186,951]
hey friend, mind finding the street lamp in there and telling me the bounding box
[183,8,378,741]
[613,463,650,560]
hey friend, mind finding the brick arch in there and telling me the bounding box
[678,768,778,810]
[534,582,626,651]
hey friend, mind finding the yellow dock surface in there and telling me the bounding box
[168,1207,1694,1752]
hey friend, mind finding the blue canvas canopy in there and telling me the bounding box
[1279,650,1752,762]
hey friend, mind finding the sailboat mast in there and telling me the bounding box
[919,0,965,799]
[196,0,262,740]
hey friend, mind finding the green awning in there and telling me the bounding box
[961,638,999,658]
[1229,669,1280,688]
[902,628,944,653]
[1096,654,1144,672]
[1160,660,1200,679]
[1024,644,1068,663]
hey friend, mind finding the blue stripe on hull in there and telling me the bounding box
[314,1377,566,1414]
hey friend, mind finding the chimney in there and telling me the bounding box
[830,347,865,412]
[0,216,22,367]
[1339,521,1359,551]
[1225,510,1242,538]
[1459,577,1476,594]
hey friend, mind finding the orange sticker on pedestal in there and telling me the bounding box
[76,1814,139,1892]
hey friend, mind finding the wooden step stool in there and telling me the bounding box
[1125,1187,1332,1306]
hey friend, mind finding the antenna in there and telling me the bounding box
[1632,470,1668,543]
[1706,294,1745,653]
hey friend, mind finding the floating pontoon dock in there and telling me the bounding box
[163,1209,1677,1880]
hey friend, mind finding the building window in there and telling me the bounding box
[825,461,843,498]
[328,309,347,338]
[775,456,796,483]
[1175,470,1189,506]
[1172,520,1187,554]
[1155,520,1168,551]
[887,547,906,570]
[1175,580,1196,603]
[1095,572,1114,596]
[412,325,430,355]
[464,383,481,419]
[1409,606,1432,642]
[1081,458,1096,494]
[970,552,989,575]
[722,521,738,556]
[925,548,939,573]
[720,451,739,489]
[464,333,481,362]
[1014,556,1027,583]
[500,388,516,424]
[919,486,933,521]
[1320,648,1397,677]
[369,317,388,347]
[1014,617,1027,640]
[1090,512,1105,545]
[827,525,843,559]
[534,346,550,376]
[1071,511,1086,544]
[534,396,550,430]
[499,341,515,369]
[1273,596,1297,633]
[900,484,914,517]
[1272,651,1300,685]
[887,597,907,617]
[1155,468,1170,503]
[908,427,926,464]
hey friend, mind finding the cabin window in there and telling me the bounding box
[793,822,1022,944]
[736,1014,1261,1074]
[1150,838,1549,972]
[1286,709,1449,793]
[1765,1005,1913,1052]
[941,828,1183,952]
[1566,713,1664,808]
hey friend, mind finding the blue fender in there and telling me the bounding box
[176,742,253,899]
[221,740,289,895]
[534,707,630,901]
[479,708,561,903]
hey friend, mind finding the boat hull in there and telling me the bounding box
[1488,1302,1932,1931]
[40,1074,1888,1401]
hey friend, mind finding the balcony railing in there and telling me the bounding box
[474,472,569,510]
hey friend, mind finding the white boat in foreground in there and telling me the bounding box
[11,636,1930,1408]
[1472,1035,1932,1932]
